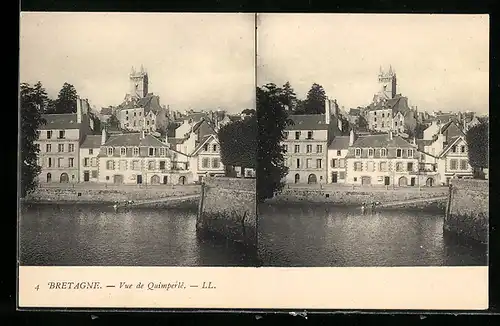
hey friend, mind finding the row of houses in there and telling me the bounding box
[33,97,253,185]
[282,103,475,187]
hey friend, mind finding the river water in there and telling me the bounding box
[19,203,256,266]
[258,203,487,267]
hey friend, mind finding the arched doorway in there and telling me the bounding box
[163,176,168,184]
[150,175,160,184]
[294,173,300,184]
[398,176,408,187]
[113,174,124,184]
[426,177,434,187]
[179,176,186,185]
[46,173,52,182]
[59,173,69,183]
[307,174,317,184]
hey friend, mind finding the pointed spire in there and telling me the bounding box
[389,65,393,75]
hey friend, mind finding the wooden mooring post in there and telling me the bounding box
[445,183,453,220]
[196,182,206,230]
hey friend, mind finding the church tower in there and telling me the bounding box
[129,65,149,99]
[377,65,397,99]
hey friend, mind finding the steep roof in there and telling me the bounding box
[191,134,219,156]
[368,95,411,117]
[351,134,414,148]
[348,108,361,116]
[80,135,102,148]
[39,114,80,130]
[103,133,169,148]
[328,136,350,150]
[166,137,186,145]
[117,94,162,114]
[439,136,464,157]
[285,114,330,130]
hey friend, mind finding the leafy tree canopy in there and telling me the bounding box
[54,82,78,114]
[218,115,257,170]
[466,121,488,170]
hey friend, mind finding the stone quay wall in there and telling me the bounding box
[197,177,256,249]
[270,185,449,206]
[445,179,489,244]
[24,184,200,204]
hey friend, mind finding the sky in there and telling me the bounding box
[257,14,489,114]
[20,12,256,113]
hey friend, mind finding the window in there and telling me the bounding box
[339,159,345,168]
[159,161,166,170]
[296,159,300,168]
[148,161,155,170]
[382,122,384,128]
[295,131,300,140]
[132,161,140,170]
[47,131,52,139]
[119,160,127,171]
[89,148,93,155]
[317,145,322,153]
[307,131,313,139]
[107,147,113,156]
[407,162,414,171]
[368,148,374,157]
[106,160,114,170]
[212,158,221,169]
[203,144,208,151]
[337,150,341,156]
[395,121,398,127]
[382,113,385,118]
[58,131,65,139]
[68,158,74,168]
[306,158,312,168]
[461,145,466,153]
[374,111,377,116]
[159,148,166,156]
[396,149,402,157]
[331,159,337,168]
[284,131,289,139]
[355,148,361,157]
[68,144,74,152]
[47,157,52,167]
[134,112,137,117]
[57,158,63,168]
[379,161,387,172]
[133,147,139,156]
[294,145,300,153]
[408,149,414,157]
[381,148,387,157]
[451,145,457,153]
[450,159,458,170]
[91,157,97,167]
[202,158,209,168]
[58,144,64,152]
[213,144,217,152]
[316,159,322,169]
[84,158,89,167]
[420,153,426,161]
[148,147,154,156]
[374,124,377,128]
[374,117,377,122]
[339,171,345,179]
[133,121,137,127]
[120,147,126,156]
[36,131,41,139]
[146,121,149,126]
[46,144,52,152]
[354,162,362,171]
[139,112,142,116]
[35,143,40,152]
[126,116,129,121]
[354,177,358,182]
[306,145,312,153]
[283,144,288,153]
[126,110,129,115]
[91,170,98,178]
[460,159,468,170]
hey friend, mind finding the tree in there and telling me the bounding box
[407,122,428,140]
[218,115,257,172]
[302,83,326,114]
[357,115,368,130]
[466,121,488,178]
[20,83,46,198]
[279,81,297,111]
[257,83,291,202]
[54,82,78,114]
[241,108,256,116]
[106,113,121,130]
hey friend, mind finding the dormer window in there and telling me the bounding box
[396,148,402,157]
[307,131,313,139]
[381,148,387,157]
[355,148,362,157]
[408,149,414,157]
[120,147,126,156]
[368,148,374,157]
[213,144,217,152]
[133,147,139,156]
[107,147,113,156]
[159,148,166,156]
[283,131,289,139]
[295,131,300,140]
[148,147,154,156]
[203,144,208,151]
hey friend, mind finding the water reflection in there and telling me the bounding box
[258,203,487,267]
[20,203,256,267]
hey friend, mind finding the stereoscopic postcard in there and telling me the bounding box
[18,12,489,310]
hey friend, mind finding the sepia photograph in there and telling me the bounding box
[256,14,489,267]
[19,12,258,268]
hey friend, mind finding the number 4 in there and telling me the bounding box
[35,285,39,291]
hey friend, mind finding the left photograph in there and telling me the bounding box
[19,12,257,267]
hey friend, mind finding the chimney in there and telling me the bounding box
[141,129,145,139]
[325,97,331,124]
[337,117,343,132]
[101,127,107,145]
[76,97,82,123]
[165,133,169,145]
[389,130,393,140]
[349,128,355,146]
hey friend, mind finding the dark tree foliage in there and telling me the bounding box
[241,108,256,116]
[291,83,326,115]
[407,122,428,140]
[218,115,257,170]
[20,82,46,198]
[106,114,121,130]
[257,83,291,202]
[166,121,181,137]
[89,113,101,134]
[279,81,297,111]
[466,121,489,175]
[55,82,78,114]
[357,115,368,130]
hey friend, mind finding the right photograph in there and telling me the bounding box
[256,13,489,267]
